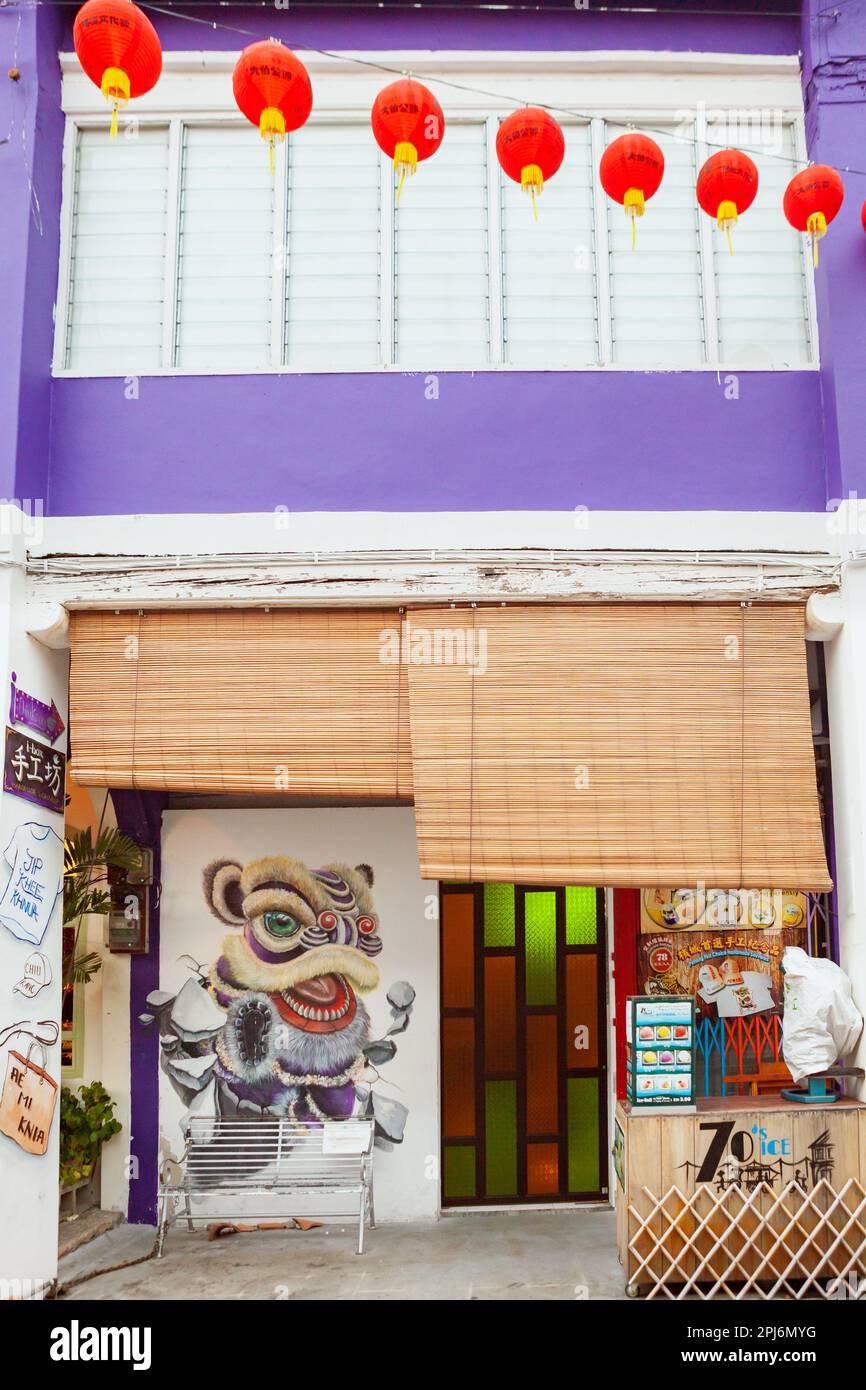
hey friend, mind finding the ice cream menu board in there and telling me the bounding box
[639,888,808,1020]
[626,996,695,1111]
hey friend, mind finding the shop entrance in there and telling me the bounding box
[440,883,608,1206]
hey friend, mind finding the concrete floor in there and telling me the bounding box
[58,1208,625,1301]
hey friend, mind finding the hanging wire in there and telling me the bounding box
[102,1,866,176]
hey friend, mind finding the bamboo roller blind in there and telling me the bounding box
[405,604,831,890]
[68,609,412,798]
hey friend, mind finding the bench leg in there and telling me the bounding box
[357,1190,367,1256]
[184,1192,194,1232]
[368,1175,376,1230]
[156,1194,168,1258]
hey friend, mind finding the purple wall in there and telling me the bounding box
[801,0,866,507]
[49,369,827,515]
[12,1,854,516]
[0,2,63,506]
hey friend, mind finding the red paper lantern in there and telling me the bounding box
[496,107,565,220]
[599,132,665,249]
[783,165,844,267]
[73,0,162,137]
[696,148,759,255]
[233,41,313,174]
[371,79,444,199]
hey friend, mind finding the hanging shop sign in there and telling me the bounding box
[626,995,696,1111]
[3,727,65,814]
[639,887,808,1017]
[9,672,65,745]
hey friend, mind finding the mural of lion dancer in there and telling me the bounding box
[149,855,414,1144]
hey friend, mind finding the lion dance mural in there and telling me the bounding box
[146,856,415,1145]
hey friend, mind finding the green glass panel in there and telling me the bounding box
[567,1078,600,1194]
[484,882,515,946]
[524,891,557,1004]
[565,886,597,945]
[443,1145,476,1200]
[485,1081,517,1196]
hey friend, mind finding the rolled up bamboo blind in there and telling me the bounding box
[405,603,831,890]
[69,609,412,798]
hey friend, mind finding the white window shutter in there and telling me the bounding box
[285,123,382,368]
[501,122,597,366]
[607,126,705,366]
[65,125,169,371]
[174,124,274,370]
[394,122,489,367]
[709,123,812,366]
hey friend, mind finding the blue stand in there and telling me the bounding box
[781,1076,838,1104]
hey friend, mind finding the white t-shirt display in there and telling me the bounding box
[0,822,64,946]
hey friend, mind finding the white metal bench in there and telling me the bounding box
[157,1116,375,1256]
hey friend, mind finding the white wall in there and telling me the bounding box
[158,806,440,1221]
[824,563,866,1088]
[0,534,69,1287]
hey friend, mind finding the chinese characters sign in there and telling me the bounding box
[3,727,65,813]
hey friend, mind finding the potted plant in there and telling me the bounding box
[63,826,143,989]
[59,1081,122,1215]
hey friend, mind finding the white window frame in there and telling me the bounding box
[54,49,818,377]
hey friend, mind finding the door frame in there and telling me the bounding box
[439,882,609,1208]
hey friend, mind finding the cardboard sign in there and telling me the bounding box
[0,1047,58,1155]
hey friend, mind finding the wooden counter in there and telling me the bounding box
[614,1096,866,1297]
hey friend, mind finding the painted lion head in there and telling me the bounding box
[203,856,382,1038]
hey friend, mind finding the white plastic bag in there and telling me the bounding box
[781,946,863,1084]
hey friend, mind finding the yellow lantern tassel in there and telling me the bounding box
[521,163,543,222]
[101,66,130,140]
[259,106,286,177]
[717,199,738,256]
[393,141,418,201]
[624,187,645,251]
[807,210,827,268]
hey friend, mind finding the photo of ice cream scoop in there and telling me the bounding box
[676,1050,691,1065]
[659,1050,674,1064]
[673,1025,690,1041]
[639,1077,653,1092]
[643,1051,658,1065]
[658,1077,672,1091]
[674,1076,690,1092]
[656,1026,671,1040]
[639,1026,654,1041]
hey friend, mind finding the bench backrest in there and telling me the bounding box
[182,1116,374,1190]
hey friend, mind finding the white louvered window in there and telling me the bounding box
[176,125,274,370]
[501,122,597,366]
[58,112,816,374]
[709,121,812,367]
[395,122,489,367]
[65,125,169,372]
[607,126,705,366]
[286,124,382,367]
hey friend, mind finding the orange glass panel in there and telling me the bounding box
[566,953,598,1069]
[442,1017,475,1137]
[484,955,516,1074]
[527,1142,559,1195]
[442,893,475,1009]
[525,1014,558,1134]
